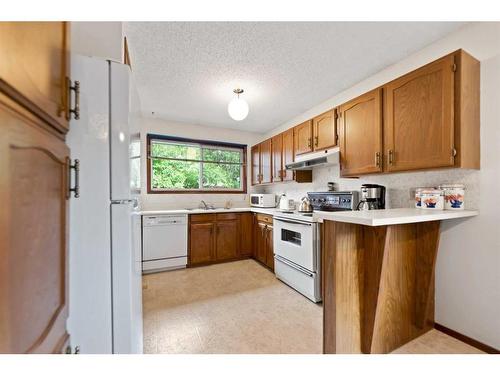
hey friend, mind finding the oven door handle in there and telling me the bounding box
[275,255,315,277]
[274,218,313,226]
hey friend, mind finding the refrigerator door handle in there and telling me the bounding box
[111,198,139,209]
[68,158,80,199]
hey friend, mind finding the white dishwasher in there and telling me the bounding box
[142,214,188,273]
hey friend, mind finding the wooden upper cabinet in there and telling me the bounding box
[384,54,455,172]
[0,22,70,134]
[260,138,272,184]
[339,88,383,177]
[251,144,260,185]
[453,50,480,169]
[294,120,313,156]
[271,133,283,182]
[313,109,337,150]
[0,96,70,353]
[282,128,295,181]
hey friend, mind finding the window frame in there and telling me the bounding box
[146,134,247,194]
[130,133,141,194]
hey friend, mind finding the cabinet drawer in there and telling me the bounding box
[256,214,273,225]
[190,213,216,223]
[216,213,238,221]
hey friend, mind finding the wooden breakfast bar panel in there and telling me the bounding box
[322,220,441,354]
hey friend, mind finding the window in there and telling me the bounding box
[130,134,141,192]
[147,134,247,193]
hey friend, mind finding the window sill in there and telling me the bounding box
[147,189,247,194]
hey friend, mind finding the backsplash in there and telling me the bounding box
[254,165,480,210]
[140,193,252,211]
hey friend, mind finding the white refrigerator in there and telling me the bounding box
[66,55,143,354]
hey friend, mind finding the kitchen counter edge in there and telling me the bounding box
[138,207,280,216]
[313,208,479,226]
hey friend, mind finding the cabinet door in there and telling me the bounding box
[294,120,313,156]
[0,95,70,353]
[215,219,239,261]
[271,133,283,182]
[255,222,268,265]
[265,226,274,270]
[239,213,253,257]
[0,22,70,134]
[251,144,260,185]
[282,128,295,181]
[189,222,215,265]
[313,109,336,150]
[339,88,383,176]
[260,138,272,184]
[384,55,455,172]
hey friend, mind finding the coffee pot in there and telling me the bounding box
[357,184,386,210]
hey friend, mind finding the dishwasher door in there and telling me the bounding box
[142,215,188,273]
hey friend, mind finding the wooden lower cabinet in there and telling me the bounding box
[189,221,216,265]
[216,218,239,261]
[253,214,274,271]
[189,213,253,266]
[189,212,274,272]
[239,212,253,257]
[265,225,274,270]
[254,221,268,265]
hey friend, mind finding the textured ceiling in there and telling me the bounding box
[124,22,465,133]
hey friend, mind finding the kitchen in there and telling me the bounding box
[1,11,500,367]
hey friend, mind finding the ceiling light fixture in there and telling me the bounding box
[227,88,249,121]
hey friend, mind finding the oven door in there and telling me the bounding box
[273,218,316,272]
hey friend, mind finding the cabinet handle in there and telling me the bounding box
[388,150,394,165]
[68,78,80,120]
[68,159,80,199]
[314,136,318,147]
[307,138,311,148]
[375,151,381,167]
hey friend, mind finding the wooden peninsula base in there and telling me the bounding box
[322,220,440,353]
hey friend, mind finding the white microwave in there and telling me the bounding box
[250,194,276,208]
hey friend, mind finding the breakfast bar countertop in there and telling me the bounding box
[313,208,479,226]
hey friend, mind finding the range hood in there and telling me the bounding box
[285,147,339,170]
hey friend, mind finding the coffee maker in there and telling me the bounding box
[357,184,386,210]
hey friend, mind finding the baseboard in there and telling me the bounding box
[434,323,499,354]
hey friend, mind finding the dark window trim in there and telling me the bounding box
[146,133,248,194]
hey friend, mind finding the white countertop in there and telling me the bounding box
[313,208,479,226]
[139,207,281,216]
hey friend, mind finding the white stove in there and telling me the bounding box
[273,191,358,303]
[273,210,317,223]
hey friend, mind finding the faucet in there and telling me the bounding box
[199,200,214,210]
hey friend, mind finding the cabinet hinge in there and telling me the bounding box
[452,148,457,157]
[452,63,457,72]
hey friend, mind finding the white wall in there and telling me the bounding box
[71,22,123,62]
[256,22,500,348]
[139,117,262,211]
